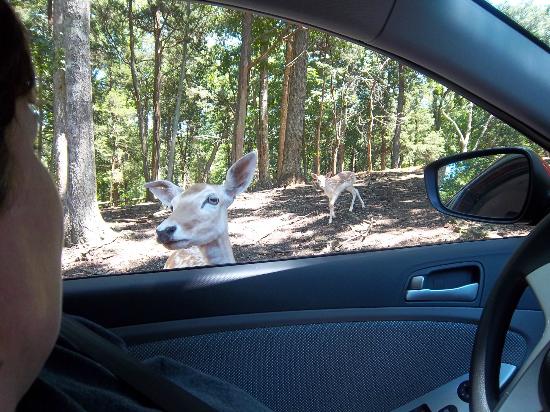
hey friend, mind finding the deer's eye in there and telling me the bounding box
[170,205,174,212]
[202,195,219,208]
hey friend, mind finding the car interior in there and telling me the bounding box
[59,0,550,411]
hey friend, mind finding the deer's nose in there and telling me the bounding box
[156,225,176,243]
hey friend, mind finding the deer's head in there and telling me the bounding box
[145,151,257,250]
[311,172,327,190]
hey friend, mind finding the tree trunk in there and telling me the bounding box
[380,133,387,171]
[336,102,346,172]
[442,100,474,153]
[391,63,405,169]
[302,130,308,178]
[150,3,163,181]
[180,125,195,188]
[314,72,326,175]
[109,118,121,205]
[366,113,373,172]
[177,126,187,183]
[36,70,44,159]
[51,0,68,212]
[330,75,350,174]
[257,53,270,186]
[167,1,191,181]
[366,78,377,172]
[279,26,308,186]
[128,0,150,200]
[462,101,474,152]
[472,113,493,151]
[231,12,252,164]
[432,89,449,131]
[143,97,150,159]
[63,0,111,245]
[202,139,221,182]
[380,68,391,170]
[276,29,293,179]
[330,74,338,174]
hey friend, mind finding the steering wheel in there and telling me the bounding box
[470,211,550,411]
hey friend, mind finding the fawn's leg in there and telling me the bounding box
[328,196,337,224]
[346,186,356,212]
[354,187,365,208]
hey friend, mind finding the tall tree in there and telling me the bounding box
[50,0,68,216]
[391,62,405,168]
[256,44,270,186]
[432,87,450,131]
[364,57,389,172]
[150,1,164,181]
[109,113,121,205]
[63,0,111,245]
[231,12,252,164]
[379,67,393,170]
[314,71,326,175]
[443,100,493,152]
[276,27,293,179]
[35,67,44,159]
[127,0,150,197]
[335,100,347,172]
[202,138,223,181]
[279,26,308,185]
[443,100,473,153]
[167,1,191,181]
[330,73,338,173]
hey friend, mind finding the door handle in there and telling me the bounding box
[406,280,479,302]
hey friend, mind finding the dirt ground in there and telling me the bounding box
[62,167,529,278]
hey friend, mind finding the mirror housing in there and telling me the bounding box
[424,147,550,225]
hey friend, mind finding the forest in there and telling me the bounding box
[12,0,549,249]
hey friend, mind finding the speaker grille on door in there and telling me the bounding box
[129,321,526,412]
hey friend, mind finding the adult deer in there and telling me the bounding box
[145,151,257,269]
[311,171,365,224]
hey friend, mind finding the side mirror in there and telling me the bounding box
[424,147,550,224]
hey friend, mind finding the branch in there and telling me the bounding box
[248,27,294,71]
[472,114,494,151]
[284,48,308,70]
[479,113,494,140]
[442,109,465,143]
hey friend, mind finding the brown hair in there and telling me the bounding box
[0,0,36,207]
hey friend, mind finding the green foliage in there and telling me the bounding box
[14,1,548,205]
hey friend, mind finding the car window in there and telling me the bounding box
[13,0,546,277]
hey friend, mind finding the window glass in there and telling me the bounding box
[13,1,542,277]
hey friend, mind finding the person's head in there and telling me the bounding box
[0,1,64,410]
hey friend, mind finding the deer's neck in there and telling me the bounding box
[198,232,235,265]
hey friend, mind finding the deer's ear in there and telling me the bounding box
[144,180,183,207]
[311,173,317,179]
[224,151,257,199]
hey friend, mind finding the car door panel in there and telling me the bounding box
[63,236,541,411]
[63,237,538,327]
[115,309,539,412]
